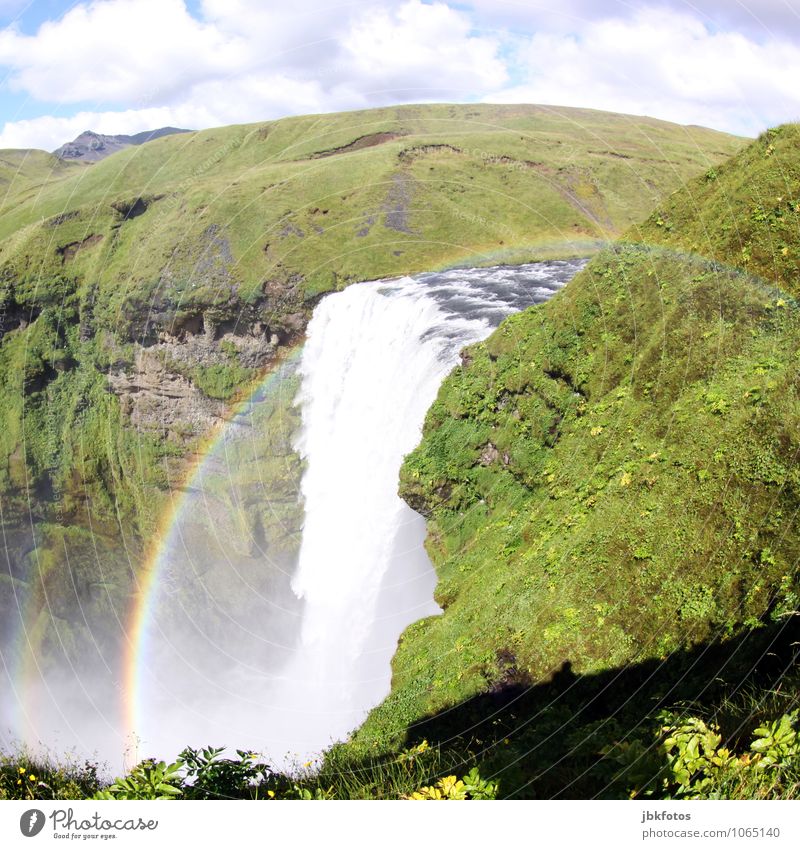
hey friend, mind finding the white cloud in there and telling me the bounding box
[665,0,800,39]
[0,74,330,150]
[0,0,508,149]
[341,1,506,98]
[485,7,800,136]
[0,1,798,150]
[0,0,244,105]
[199,0,352,65]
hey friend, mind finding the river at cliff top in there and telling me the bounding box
[14,259,587,770]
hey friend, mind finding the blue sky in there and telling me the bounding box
[0,0,798,150]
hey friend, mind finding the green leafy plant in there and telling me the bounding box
[604,710,800,800]
[405,768,498,800]
[179,746,273,799]
[658,714,736,798]
[750,712,800,768]
[94,759,183,800]
[287,785,335,800]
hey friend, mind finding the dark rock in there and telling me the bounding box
[53,127,191,163]
[480,443,499,466]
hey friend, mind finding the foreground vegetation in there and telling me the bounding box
[2,624,798,799]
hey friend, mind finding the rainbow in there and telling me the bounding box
[121,348,302,758]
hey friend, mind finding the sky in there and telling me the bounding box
[0,0,798,150]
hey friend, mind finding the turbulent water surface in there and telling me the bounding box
[1,259,586,769]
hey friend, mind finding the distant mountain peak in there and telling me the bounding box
[53,126,191,162]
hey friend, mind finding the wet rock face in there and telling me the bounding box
[158,313,277,369]
[99,229,312,434]
[108,348,227,437]
[106,299,306,438]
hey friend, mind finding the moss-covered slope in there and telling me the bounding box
[350,125,800,757]
[0,149,85,214]
[635,123,800,294]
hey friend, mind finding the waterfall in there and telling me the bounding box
[263,260,587,763]
[271,281,483,760]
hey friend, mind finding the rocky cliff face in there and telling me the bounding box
[107,347,228,435]
[107,314,285,436]
[0,279,310,697]
[53,127,191,162]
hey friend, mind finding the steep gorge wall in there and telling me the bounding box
[346,125,800,754]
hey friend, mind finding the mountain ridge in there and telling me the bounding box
[52,126,192,162]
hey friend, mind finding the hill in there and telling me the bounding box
[0,103,745,782]
[53,127,192,162]
[310,123,800,797]
[0,149,85,213]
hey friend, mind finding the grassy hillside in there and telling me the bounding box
[297,124,800,796]
[635,123,800,293]
[0,103,742,316]
[0,103,743,687]
[0,149,84,214]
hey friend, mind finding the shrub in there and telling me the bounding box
[0,750,102,800]
[94,759,183,800]
[404,768,499,800]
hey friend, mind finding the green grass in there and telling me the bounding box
[0,103,743,324]
[635,124,800,295]
[378,242,799,739]
[1,747,102,800]
[0,149,85,215]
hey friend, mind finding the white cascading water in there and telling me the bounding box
[262,260,587,762]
